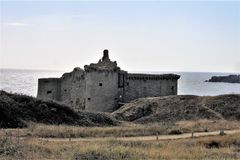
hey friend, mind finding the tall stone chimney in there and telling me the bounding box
[102,49,110,61]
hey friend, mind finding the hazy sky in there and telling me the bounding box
[1,1,240,72]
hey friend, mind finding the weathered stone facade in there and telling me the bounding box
[37,50,180,112]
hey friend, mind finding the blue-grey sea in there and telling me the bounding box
[0,69,240,97]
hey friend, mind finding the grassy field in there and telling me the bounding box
[0,120,240,159]
[0,132,240,159]
[1,91,240,159]
[1,120,239,138]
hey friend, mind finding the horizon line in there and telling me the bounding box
[0,67,239,74]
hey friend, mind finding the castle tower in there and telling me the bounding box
[84,50,122,112]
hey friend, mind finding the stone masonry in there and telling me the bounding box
[37,50,180,112]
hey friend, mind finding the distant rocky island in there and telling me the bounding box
[206,75,240,83]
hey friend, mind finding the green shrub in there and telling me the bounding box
[0,137,24,158]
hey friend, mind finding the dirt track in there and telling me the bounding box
[35,129,240,142]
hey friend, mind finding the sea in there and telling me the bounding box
[0,69,240,97]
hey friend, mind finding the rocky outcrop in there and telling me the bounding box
[206,75,240,83]
[112,94,240,123]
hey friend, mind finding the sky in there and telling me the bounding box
[0,1,240,73]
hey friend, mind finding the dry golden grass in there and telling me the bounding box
[1,132,240,160]
[1,120,239,139]
[26,122,174,138]
[1,122,175,138]
[1,120,239,159]
[176,119,240,133]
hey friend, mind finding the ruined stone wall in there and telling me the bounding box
[37,68,86,111]
[37,50,180,113]
[37,78,61,101]
[123,74,179,102]
[37,71,179,112]
[60,68,86,111]
[85,71,120,112]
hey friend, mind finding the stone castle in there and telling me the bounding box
[37,50,180,112]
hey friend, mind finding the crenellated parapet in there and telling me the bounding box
[127,73,180,80]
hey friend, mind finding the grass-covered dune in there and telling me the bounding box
[1,90,240,129]
[112,94,240,123]
[0,91,118,128]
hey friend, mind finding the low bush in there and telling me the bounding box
[0,137,24,158]
[0,90,118,128]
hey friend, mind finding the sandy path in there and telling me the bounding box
[34,129,240,142]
